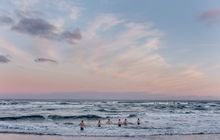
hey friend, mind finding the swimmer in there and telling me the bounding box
[137,118,140,125]
[123,119,128,126]
[79,120,85,131]
[98,120,101,127]
[118,119,122,127]
[106,118,112,124]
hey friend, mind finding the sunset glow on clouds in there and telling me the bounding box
[0,0,220,99]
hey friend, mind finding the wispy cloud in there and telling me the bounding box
[146,66,210,95]
[0,55,10,63]
[0,36,29,60]
[8,0,39,11]
[85,14,124,38]
[0,0,82,45]
[0,16,14,25]
[0,1,82,66]
[11,17,82,44]
[60,29,82,44]
[181,67,205,79]
[53,0,81,21]
[199,8,220,24]
[73,14,165,80]
[34,58,57,64]
[12,17,56,38]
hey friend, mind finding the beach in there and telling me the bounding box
[0,134,220,140]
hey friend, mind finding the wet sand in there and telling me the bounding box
[0,133,219,140]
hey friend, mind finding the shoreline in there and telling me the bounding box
[1,131,220,137]
[0,133,220,140]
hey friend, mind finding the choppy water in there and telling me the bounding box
[0,100,220,137]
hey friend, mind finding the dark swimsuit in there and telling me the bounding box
[118,124,121,127]
[80,127,84,131]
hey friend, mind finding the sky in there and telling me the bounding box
[0,0,220,99]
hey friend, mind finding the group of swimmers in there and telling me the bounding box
[79,118,141,131]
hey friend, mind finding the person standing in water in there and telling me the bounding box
[98,120,101,127]
[123,119,128,126]
[106,118,112,124]
[79,120,85,131]
[118,119,122,127]
[137,118,140,125]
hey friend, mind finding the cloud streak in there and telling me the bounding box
[60,29,82,44]
[12,17,56,38]
[0,55,10,63]
[11,17,81,44]
[34,58,58,64]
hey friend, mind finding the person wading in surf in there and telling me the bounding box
[98,120,101,127]
[79,120,85,131]
[123,119,128,126]
[137,118,140,125]
[106,118,112,124]
[118,119,122,127]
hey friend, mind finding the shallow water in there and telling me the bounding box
[0,134,220,140]
[0,100,220,137]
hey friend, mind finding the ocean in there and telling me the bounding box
[0,100,219,137]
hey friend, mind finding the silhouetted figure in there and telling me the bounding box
[137,118,140,125]
[118,119,122,127]
[98,120,101,127]
[106,118,112,124]
[123,119,128,126]
[79,120,85,131]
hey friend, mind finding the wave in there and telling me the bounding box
[56,102,71,105]
[0,115,45,121]
[0,113,142,122]
[193,105,207,110]
[128,114,137,118]
[96,109,118,113]
[0,101,29,105]
[44,108,57,111]
[0,114,104,121]
[48,114,103,120]
[123,126,173,130]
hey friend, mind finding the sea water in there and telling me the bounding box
[0,100,219,137]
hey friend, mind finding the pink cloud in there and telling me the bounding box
[199,9,220,24]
